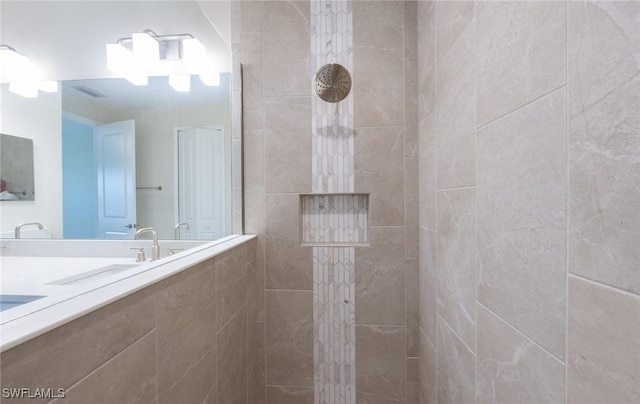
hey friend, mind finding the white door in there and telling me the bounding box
[176,127,225,239]
[95,120,137,239]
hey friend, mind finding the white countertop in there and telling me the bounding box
[0,234,255,352]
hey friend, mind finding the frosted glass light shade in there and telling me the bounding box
[169,74,190,92]
[199,71,220,86]
[132,32,160,69]
[9,81,38,98]
[182,37,206,71]
[0,48,30,81]
[106,43,148,86]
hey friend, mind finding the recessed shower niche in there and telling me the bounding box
[300,193,369,247]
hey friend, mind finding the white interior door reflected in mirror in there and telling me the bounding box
[176,127,225,240]
[96,120,137,239]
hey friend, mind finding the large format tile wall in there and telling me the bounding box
[240,0,419,402]
[417,1,639,403]
[0,239,257,404]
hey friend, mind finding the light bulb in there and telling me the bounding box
[132,32,159,70]
[182,37,206,71]
[106,43,148,86]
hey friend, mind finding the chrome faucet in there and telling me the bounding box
[174,222,190,240]
[134,227,160,261]
[15,222,44,239]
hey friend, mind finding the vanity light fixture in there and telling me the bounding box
[199,71,220,86]
[106,30,219,90]
[169,74,190,92]
[0,45,59,98]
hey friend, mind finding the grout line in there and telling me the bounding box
[265,384,314,389]
[433,2,439,402]
[477,302,566,367]
[435,184,476,192]
[354,323,406,329]
[565,4,570,401]
[568,273,640,298]
[260,2,267,400]
[265,288,314,293]
[476,84,568,132]
[437,314,475,357]
[472,3,479,402]
[352,125,406,130]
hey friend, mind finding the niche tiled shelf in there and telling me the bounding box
[300,193,369,247]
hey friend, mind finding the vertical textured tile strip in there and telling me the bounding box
[310,1,355,403]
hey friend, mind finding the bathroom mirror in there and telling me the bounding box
[0,0,242,240]
[0,134,35,201]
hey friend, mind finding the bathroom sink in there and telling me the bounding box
[47,264,140,286]
[0,295,46,312]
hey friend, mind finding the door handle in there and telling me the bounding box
[125,224,137,229]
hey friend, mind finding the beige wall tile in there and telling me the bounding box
[406,258,419,357]
[217,307,248,404]
[356,325,406,403]
[266,290,314,387]
[477,88,567,359]
[216,245,247,332]
[419,329,437,404]
[247,259,258,362]
[407,356,420,403]
[264,96,312,193]
[568,277,640,403]
[477,305,565,404]
[417,1,435,121]
[437,317,475,404]
[405,158,419,259]
[0,287,155,400]
[435,0,474,62]
[407,356,419,384]
[158,346,217,404]
[405,59,419,159]
[263,0,310,28]
[266,386,314,404]
[418,111,436,231]
[404,1,417,59]
[250,320,267,404]
[156,260,217,387]
[243,129,264,234]
[241,32,264,131]
[354,127,405,226]
[247,237,257,263]
[59,332,156,404]
[263,2,310,97]
[245,186,265,239]
[353,0,404,127]
[436,18,476,189]
[568,1,640,294]
[255,235,266,321]
[437,188,476,352]
[476,1,566,127]
[265,194,312,290]
[355,226,405,326]
[419,227,437,344]
[203,385,217,404]
[241,1,262,35]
